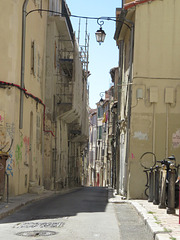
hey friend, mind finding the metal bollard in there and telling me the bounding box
[159,164,167,209]
[148,168,154,202]
[167,163,176,214]
[153,165,160,205]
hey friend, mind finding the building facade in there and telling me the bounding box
[0,0,49,197]
[114,0,180,199]
[44,1,89,189]
[0,0,88,199]
[88,88,114,187]
[88,109,97,186]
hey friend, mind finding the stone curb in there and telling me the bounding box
[107,188,173,240]
[130,201,172,240]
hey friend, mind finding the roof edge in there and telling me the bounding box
[124,0,156,10]
[114,9,128,41]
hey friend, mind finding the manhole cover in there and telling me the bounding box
[16,230,57,237]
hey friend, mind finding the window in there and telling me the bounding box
[31,41,36,77]
[49,0,61,15]
[37,52,41,82]
[34,0,41,7]
[34,0,39,6]
[39,0,42,16]
[54,41,58,69]
[98,126,102,139]
[98,106,103,118]
[31,42,41,81]
[34,0,42,16]
[36,113,41,149]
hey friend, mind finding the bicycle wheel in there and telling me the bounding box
[140,152,156,169]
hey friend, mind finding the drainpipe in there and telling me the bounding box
[124,20,134,197]
[19,0,29,129]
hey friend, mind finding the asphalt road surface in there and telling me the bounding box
[0,187,153,240]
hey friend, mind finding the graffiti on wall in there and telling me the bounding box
[0,123,15,176]
[0,121,31,176]
[6,123,15,176]
[172,129,180,149]
[6,150,14,176]
[0,111,5,127]
[0,123,14,151]
[6,123,15,139]
[0,111,5,150]
[0,129,6,149]
[15,133,30,165]
[133,131,148,141]
[15,134,23,165]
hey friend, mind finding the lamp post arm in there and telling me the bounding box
[26,8,133,30]
[26,9,66,17]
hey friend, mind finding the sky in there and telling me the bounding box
[66,0,121,109]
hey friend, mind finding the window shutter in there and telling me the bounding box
[36,113,41,146]
[31,41,36,77]
[37,52,41,82]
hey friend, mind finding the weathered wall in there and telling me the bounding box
[116,0,180,199]
[128,0,180,198]
[44,10,88,190]
[0,0,48,196]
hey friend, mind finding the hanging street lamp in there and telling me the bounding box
[99,92,105,106]
[95,27,106,45]
[99,97,104,106]
[95,18,107,45]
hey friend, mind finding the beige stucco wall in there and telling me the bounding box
[127,0,180,198]
[0,0,48,196]
[129,80,180,198]
[44,11,88,190]
[134,0,180,79]
[116,0,180,199]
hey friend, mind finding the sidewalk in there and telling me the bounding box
[109,189,180,240]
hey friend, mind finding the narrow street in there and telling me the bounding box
[0,187,153,240]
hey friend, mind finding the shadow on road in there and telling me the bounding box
[0,187,111,224]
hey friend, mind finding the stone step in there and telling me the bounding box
[29,181,37,187]
[29,185,44,195]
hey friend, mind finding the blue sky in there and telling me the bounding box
[66,0,121,109]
